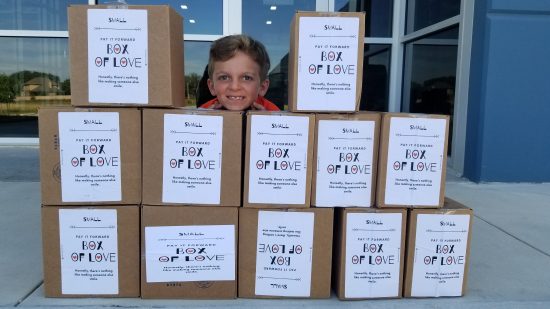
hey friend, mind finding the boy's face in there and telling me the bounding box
[207,51,269,111]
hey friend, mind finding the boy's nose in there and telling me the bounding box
[228,79,241,90]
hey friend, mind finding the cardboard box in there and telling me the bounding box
[312,112,380,207]
[142,109,243,206]
[243,111,315,208]
[333,207,406,299]
[288,11,365,112]
[376,113,449,208]
[404,198,473,297]
[141,206,238,299]
[42,205,140,297]
[68,5,184,107]
[238,208,333,298]
[39,107,141,205]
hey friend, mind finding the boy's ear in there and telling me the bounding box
[207,79,217,96]
[258,79,270,97]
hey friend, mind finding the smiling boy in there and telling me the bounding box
[201,35,280,111]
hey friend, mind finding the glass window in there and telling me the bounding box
[360,44,390,112]
[406,0,460,34]
[184,41,211,107]
[242,0,316,109]
[98,0,223,35]
[402,26,458,152]
[0,0,88,31]
[0,37,70,138]
[335,0,393,37]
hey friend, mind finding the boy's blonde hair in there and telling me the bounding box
[208,35,271,81]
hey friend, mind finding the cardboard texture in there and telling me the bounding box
[39,107,141,206]
[42,205,140,297]
[141,206,238,299]
[243,111,315,208]
[288,11,365,112]
[376,113,449,208]
[312,112,381,207]
[142,109,243,206]
[333,207,406,300]
[403,198,473,297]
[68,5,184,107]
[238,208,334,299]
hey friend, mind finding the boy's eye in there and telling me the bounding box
[242,75,254,81]
[217,75,229,81]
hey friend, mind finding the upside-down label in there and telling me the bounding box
[145,225,235,282]
[255,211,314,297]
[58,112,121,202]
[316,119,375,207]
[248,115,310,204]
[345,212,402,298]
[384,117,447,206]
[162,114,223,204]
[297,16,360,111]
[411,214,470,297]
[59,209,118,294]
[87,9,148,104]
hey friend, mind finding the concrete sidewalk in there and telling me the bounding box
[1,146,550,308]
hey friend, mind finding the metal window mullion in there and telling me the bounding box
[225,0,241,35]
[388,0,405,112]
[449,0,475,176]
[401,15,460,43]
[0,30,68,38]
[365,37,393,44]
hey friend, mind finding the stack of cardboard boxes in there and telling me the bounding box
[287,12,474,300]
[39,7,473,301]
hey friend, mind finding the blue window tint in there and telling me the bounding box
[0,0,88,31]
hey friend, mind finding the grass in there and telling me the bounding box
[0,100,71,116]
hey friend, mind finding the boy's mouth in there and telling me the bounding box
[227,96,245,101]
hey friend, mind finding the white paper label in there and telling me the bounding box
[162,114,223,204]
[58,112,121,202]
[255,211,314,297]
[88,9,148,104]
[315,120,375,207]
[296,16,360,111]
[411,214,470,297]
[384,117,447,206]
[248,115,310,205]
[59,209,118,294]
[344,213,402,298]
[145,225,235,283]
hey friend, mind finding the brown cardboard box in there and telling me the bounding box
[68,5,184,107]
[403,198,473,297]
[243,111,315,208]
[141,206,238,299]
[238,208,333,298]
[42,205,140,297]
[333,207,406,299]
[288,11,365,112]
[142,109,243,206]
[312,112,380,207]
[376,113,449,208]
[39,107,141,205]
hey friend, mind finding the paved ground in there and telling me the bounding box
[1,146,549,308]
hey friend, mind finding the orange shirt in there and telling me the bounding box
[200,96,281,111]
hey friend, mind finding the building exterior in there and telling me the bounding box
[0,0,547,182]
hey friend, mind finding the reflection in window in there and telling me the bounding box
[406,0,460,34]
[0,0,88,31]
[0,38,70,137]
[335,0,393,37]
[360,44,390,112]
[98,0,223,35]
[402,26,458,152]
[242,0,316,109]
[184,41,211,107]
